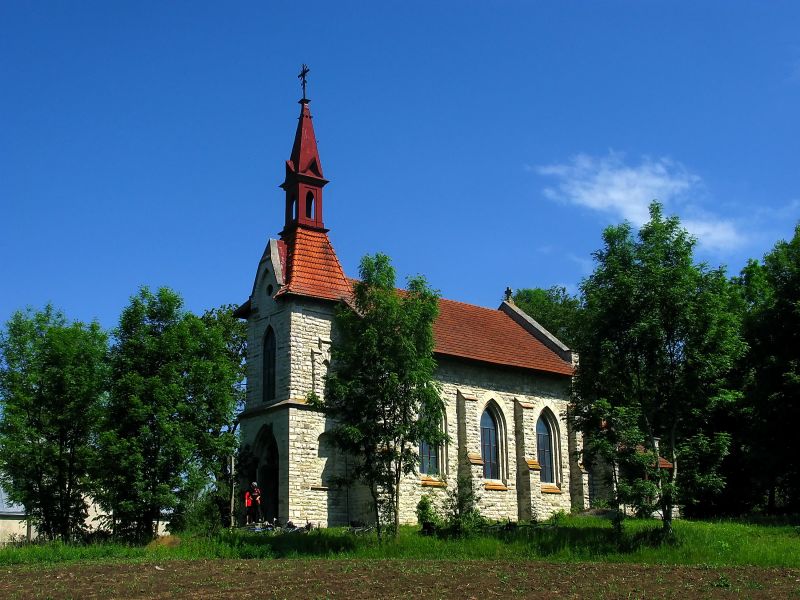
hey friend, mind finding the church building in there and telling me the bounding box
[234,86,589,527]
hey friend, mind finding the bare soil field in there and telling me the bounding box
[1,560,798,599]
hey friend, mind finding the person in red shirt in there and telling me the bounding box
[244,488,254,525]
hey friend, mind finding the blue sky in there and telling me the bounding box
[2,2,799,329]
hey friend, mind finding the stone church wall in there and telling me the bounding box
[415,357,588,523]
[282,298,377,527]
[243,251,292,410]
[241,279,588,527]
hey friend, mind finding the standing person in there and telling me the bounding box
[244,487,254,525]
[250,481,263,523]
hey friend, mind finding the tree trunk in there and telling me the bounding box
[63,439,77,543]
[610,457,624,541]
[661,425,678,538]
[394,469,401,537]
[229,454,236,528]
[370,483,381,541]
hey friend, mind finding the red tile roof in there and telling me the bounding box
[433,297,573,376]
[276,227,352,302]
[240,227,573,376]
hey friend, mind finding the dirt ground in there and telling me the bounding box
[1,560,798,599]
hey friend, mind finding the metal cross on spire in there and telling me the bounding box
[298,64,310,101]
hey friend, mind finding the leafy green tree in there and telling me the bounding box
[735,224,800,512]
[688,259,767,517]
[172,305,246,532]
[310,254,445,538]
[513,286,581,347]
[96,288,239,541]
[0,306,108,541]
[574,202,745,535]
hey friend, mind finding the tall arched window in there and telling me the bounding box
[537,413,556,484]
[291,196,298,221]
[480,410,500,479]
[305,191,315,219]
[420,440,439,475]
[263,327,276,402]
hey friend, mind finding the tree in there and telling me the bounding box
[574,202,744,535]
[513,286,581,347]
[172,305,246,532]
[735,224,800,512]
[693,258,768,517]
[310,254,445,538]
[95,288,240,541]
[0,306,108,541]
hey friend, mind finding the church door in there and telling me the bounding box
[255,429,280,524]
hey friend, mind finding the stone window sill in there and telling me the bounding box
[420,475,446,488]
[484,482,508,491]
[541,484,562,494]
[467,452,484,466]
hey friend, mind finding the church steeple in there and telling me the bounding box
[280,66,328,234]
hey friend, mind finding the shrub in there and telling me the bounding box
[415,495,440,535]
[438,474,485,537]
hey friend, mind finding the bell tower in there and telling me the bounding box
[280,65,328,235]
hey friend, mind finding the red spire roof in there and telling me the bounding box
[281,99,327,231]
[287,100,324,179]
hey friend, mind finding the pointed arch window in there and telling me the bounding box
[537,412,557,484]
[305,191,315,219]
[480,410,500,479]
[263,327,276,402]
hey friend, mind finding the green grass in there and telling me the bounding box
[1,515,799,568]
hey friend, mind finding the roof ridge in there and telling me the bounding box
[347,277,505,314]
[437,295,503,312]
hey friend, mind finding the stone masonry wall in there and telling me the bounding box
[278,298,588,525]
[431,357,587,522]
[283,298,376,527]
[241,259,588,526]
[243,246,292,411]
[239,244,296,525]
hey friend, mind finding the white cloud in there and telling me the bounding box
[534,152,745,252]
[682,218,744,252]
[535,152,697,225]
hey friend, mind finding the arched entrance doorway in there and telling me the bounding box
[253,426,279,523]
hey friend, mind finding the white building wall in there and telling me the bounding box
[0,517,28,544]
